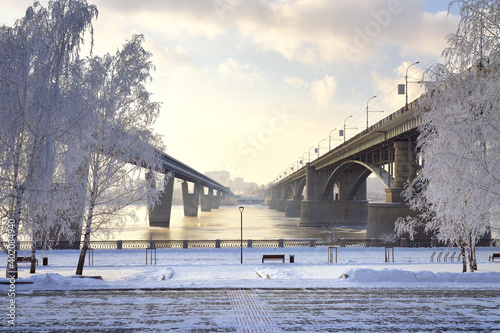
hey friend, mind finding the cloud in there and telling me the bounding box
[89,0,458,66]
[217,58,264,84]
[370,61,426,114]
[309,75,337,109]
[285,76,307,88]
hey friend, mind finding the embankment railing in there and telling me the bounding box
[16,238,499,251]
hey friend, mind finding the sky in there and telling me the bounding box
[0,0,461,186]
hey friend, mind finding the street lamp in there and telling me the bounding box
[239,206,244,264]
[343,115,353,143]
[317,139,326,157]
[329,128,337,150]
[405,61,419,110]
[366,95,379,129]
[308,145,315,162]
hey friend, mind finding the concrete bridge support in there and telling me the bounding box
[268,199,277,209]
[366,203,419,238]
[285,197,302,217]
[305,163,325,201]
[276,200,287,212]
[200,187,213,212]
[300,200,368,227]
[386,140,418,202]
[182,181,200,217]
[149,175,175,227]
[211,190,221,209]
[268,186,281,210]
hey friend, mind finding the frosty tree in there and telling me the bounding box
[74,35,166,276]
[0,0,97,278]
[396,0,500,272]
[1,0,166,278]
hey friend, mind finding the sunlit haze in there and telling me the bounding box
[0,0,460,185]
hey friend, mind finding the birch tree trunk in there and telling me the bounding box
[460,245,467,273]
[30,242,36,274]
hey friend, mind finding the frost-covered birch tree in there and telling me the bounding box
[0,0,97,278]
[396,0,500,272]
[75,35,166,276]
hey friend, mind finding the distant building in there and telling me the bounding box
[204,171,262,196]
[205,171,230,187]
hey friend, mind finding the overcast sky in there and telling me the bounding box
[1,0,460,185]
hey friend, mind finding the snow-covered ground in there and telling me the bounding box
[3,246,500,289]
[2,246,500,332]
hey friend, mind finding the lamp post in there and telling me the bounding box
[343,115,353,143]
[308,145,315,162]
[329,128,337,151]
[317,139,326,157]
[405,61,419,110]
[366,95,377,129]
[239,206,244,264]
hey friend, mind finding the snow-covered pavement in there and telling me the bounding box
[1,246,500,331]
[3,287,500,332]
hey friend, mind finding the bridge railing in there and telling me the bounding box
[345,99,421,149]
[15,237,499,251]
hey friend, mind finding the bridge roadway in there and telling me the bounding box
[149,151,232,227]
[267,98,423,238]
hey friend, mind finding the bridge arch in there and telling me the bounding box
[283,183,294,200]
[322,160,393,199]
[296,178,306,199]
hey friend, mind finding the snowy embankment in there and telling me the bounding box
[2,246,500,290]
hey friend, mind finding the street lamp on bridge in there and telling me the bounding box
[343,115,353,143]
[404,61,419,111]
[366,95,382,129]
[329,128,337,151]
[308,146,315,162]
[317,139,326,158]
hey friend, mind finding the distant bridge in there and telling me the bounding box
[266,98,423,238]
[150,152,232,227]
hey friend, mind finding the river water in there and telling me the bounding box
[99,205,367,241]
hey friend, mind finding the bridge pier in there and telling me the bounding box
[149,174,175,227]
[300,200,368,227]
[211,190,221,209]
[366,202,419,238]
[386,140,418,202]
[276,199,287,212]
[182,181,200,217]
[268,199,277,209]
[285,198,302,217]
[200,187,213,212]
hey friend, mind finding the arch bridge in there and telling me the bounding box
[266,100,422,238]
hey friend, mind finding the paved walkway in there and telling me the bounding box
[2,287,500,332]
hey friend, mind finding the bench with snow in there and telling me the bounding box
[17,257,38,265]
[262,254,285,263]
[489,253,500,262]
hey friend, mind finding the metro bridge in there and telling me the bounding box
[266,98,423,238]
[149,152,232,227]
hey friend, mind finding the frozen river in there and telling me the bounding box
[99,205,367,241]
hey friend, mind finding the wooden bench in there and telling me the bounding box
[17,257,38,265]
[489,253,500,262]
[262,254,285,263]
